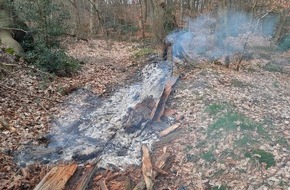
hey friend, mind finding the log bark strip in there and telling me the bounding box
[34,163,77,190]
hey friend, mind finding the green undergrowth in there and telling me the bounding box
[133,47,156,59]
[205,103,231,116]
[25,44,80,77]
[263,62,283,73]
[203,102,279,170]
[207,111,265,134]
[201,151,216,163]
[245,149,276,169]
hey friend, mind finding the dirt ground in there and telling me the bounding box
[1,38,290,189]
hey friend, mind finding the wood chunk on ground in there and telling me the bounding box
[159,123,181,137]
[141,144,153,190]
[34,163,77,190]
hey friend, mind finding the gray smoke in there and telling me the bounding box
[166,11,278,61]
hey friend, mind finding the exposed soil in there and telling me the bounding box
[1,38,290,189]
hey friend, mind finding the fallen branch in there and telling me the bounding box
[0,62,18,67]
[159,123,181,137]
[0,83,62,103]
[133,146,170,190]
[0,26,29,34]
[62,33,89,42]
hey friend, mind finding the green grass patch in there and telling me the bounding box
[231,79,255,88]
[263,62,283,73]
[205,103,230,116]
[208,112,264,134]
[133,48,155,58]
[245,149,276,169]
[201,151,216,163]
[184,145,193,152]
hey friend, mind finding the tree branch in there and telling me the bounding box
[0,26,29,34]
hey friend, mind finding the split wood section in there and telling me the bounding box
[34,164,77,190]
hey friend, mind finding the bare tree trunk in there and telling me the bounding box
[143,0,148,21]
[180,0,184,23]
[139,0,146,39]
[273,10,289,44]
[89,0,104,35]
[223,0,229,53]
[89,0,97,34]
[67,0,81,34]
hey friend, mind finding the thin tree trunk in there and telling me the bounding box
[139,0,145,39]
[89,0,97,34]
[89,0,104,35]
[180,0,183,23]
[273,10,289,44]
[67,0,81,33]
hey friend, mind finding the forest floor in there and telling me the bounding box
[0,38,290,190]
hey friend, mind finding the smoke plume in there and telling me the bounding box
[166,11,278,62]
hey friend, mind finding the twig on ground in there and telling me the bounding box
[159,123,181,137]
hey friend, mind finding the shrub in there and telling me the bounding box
[13,0,79,76]
[25,44,79,77]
